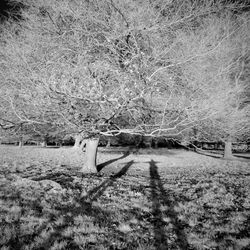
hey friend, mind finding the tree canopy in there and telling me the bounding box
[0,0,249,144]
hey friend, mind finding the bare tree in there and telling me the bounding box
[181,12,250,158]
[1,0,249,171]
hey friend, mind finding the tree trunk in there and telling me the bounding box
[223,140,233,159]
[73,134,81,148]
[83,138,99,173]
[106,138,111,148]
[149,137,153,148]
[153,138,158,149]
[18,140,23,147]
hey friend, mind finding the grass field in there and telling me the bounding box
[0,145,250,250]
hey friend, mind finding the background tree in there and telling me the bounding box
[181,11,250,158]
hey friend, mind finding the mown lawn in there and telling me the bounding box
[0,145,250,250]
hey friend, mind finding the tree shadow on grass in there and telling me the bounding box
[195,150,250,162]
[149,159,189,250]
[36,160,134,249]
[194,149,222,159]
[97,150,130,172]
[83,160,133,201]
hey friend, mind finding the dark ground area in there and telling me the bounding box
[0,146,250,249]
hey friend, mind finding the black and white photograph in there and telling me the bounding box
[0,0,250,249]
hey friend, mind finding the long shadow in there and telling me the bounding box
[149,159,189,250]
[195,149,250,162]
[38,160,134,249]
[83,160,134,201]
[194,149,222,159]
[149,160,168,249]
[234,154,250,160]
[97,150,130,172]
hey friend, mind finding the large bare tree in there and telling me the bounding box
[1,0,249,171]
